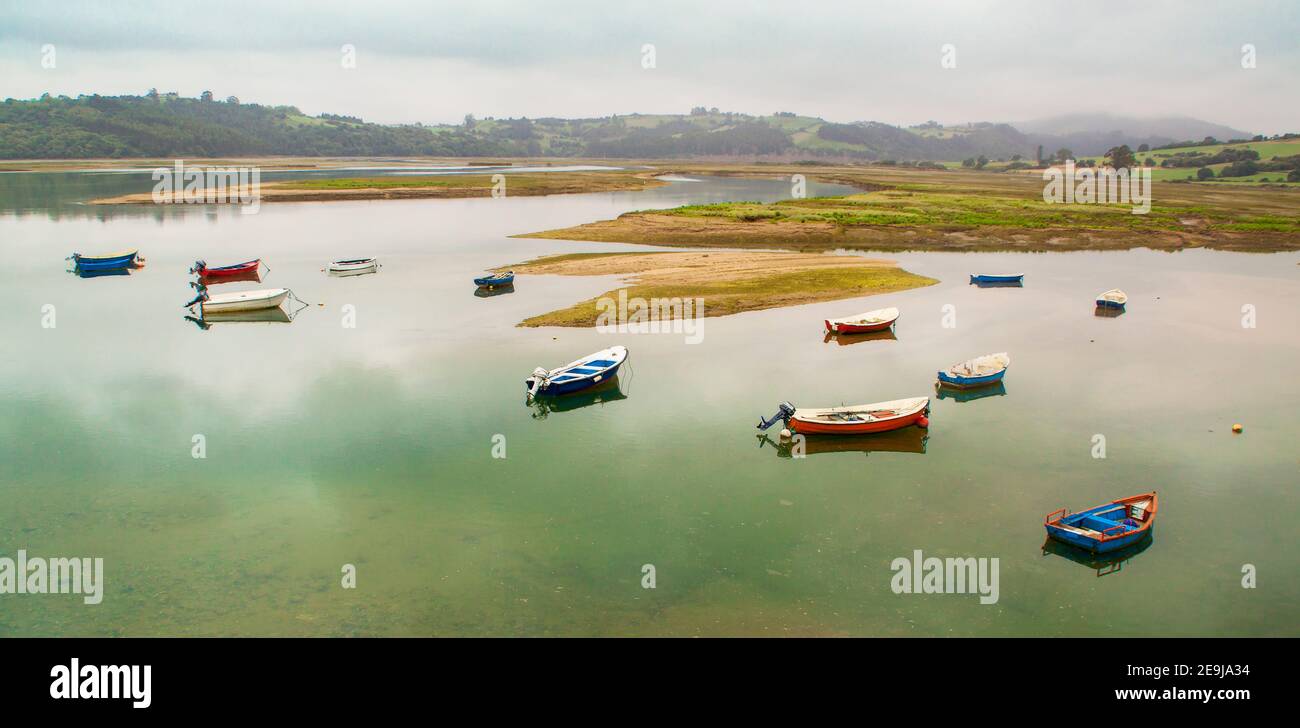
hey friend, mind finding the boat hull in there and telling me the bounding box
[73,251,138,271]
[198,259,260,278]
[1095,299,1126,309]
[791,409,926,434]
[1046,523,1151,553]
[329,258,378,273]
[1044,492,1158,554]
[201,288,289,313]
[970,274,1023,284]
[537,362,621,395]
[475,273,515,287]
[937,369,1007,388]
[825,318,894,334]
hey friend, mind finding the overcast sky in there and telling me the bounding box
[1,0,1296,133]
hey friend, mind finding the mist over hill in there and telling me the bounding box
[0,93,1269,162]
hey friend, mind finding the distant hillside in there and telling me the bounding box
[0,93,1274,164]
[1017,113,1254,156]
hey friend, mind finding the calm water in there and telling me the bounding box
[1,171,1297,636]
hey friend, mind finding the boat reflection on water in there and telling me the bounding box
[474,283,516,298]
[184,306,293,331]
[70,266,133,279]
[528,376,626,419]
[1094,305,1126,318]
[756,426,928,458]
[823,329,897,346]
[971,279,1024,289]
[935,380,1007,403]
[199,269,262,286]
[1041,531,1154,577]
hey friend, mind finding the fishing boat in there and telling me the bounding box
[328,257,378,273]
[758,396,929,435]
[937,352,1010,388]
[824,307,899,334]
[70,249,138,271]
[474,270,515,288]
[526,345,628,398]
[1044,492,1158,554]
[1096,289,1128,309]
[191,259,261,279]
[970,273,1024,284]
[185,287,290,314]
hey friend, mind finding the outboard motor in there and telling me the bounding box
[757,402,797,431]
[525,367,550,399]
[183,285,209,309]
[189,259,207,275]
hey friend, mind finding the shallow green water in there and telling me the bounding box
[1,171,1297,636]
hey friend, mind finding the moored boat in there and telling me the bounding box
[191,258,261,278]
[824,306,899,334]
[71,249,139,271]
[328,257,378,273]
[526,345,628,398]
[1044,492,1158,554]
[758,396,929,435]
[970,273,1024,284]
[185,287,290,314]
[474,270,515,287]
[1096,289,1128,308]
[937,352,1010,388]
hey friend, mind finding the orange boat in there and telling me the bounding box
[758,396,929,435]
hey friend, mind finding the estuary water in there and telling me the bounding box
[1,170,1296,636]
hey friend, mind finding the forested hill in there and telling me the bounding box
[0,93,1259,162]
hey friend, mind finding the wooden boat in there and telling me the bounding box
[824,307,899,334]
[1044,492,1158,554]
[758,396,929,435]
[474,270,515,287]
[71,249,138,271]
[937,352,1010,388]
[328,257,378,273]
[187,287,290,314]
[1096,289,1128,308]
[191,259,260,278]
[970,273,1024,284]
[526,345,628,398]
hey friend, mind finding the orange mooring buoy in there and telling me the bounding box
[1232,423,1243,433]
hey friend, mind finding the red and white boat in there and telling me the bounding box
[191,258,261,279]
[824,307,899,334]
[758,396,929,435]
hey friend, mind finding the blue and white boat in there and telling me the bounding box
[474,270,515,287]
[526,345,628,398]
[969,273,1023,284]
[1045,492,1158,554]
[1096,289,1127,309]
[71,249,138,271]
[937,352,1009,388]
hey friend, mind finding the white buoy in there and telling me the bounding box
[779,428,792,441]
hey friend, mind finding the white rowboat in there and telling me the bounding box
[201,288,290,313]
[329,257,378,273]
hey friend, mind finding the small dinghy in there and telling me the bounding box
[185,286,290,314]
[937,352,1010,388]
[1045,492,1157,554]
[824,306,899,334]
[328,257,378,273]
[970,273,1023,284]
[71,249,139,271]
[758,396,929,435]
[526,345,628,398]
[191,258,261,279]
[1096,289,1127,309]
[474,270,515,288]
